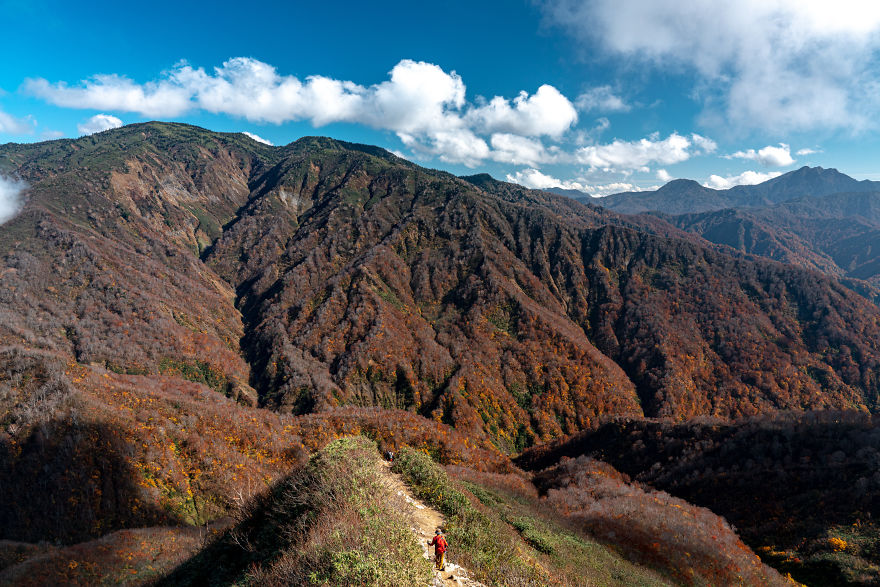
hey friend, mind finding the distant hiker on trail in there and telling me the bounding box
[428,529,447,571]
[386,450,394,463]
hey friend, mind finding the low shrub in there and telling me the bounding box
[160,436,431,586]
[393,446,672,586]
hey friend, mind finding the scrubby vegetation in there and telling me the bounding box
[393,446,675,586]
[160,436,431,586]
[0,525,225,586]
[3,123,880,585]
[520,411,880,585]
[533,455,790,586]
[0,354,508,546]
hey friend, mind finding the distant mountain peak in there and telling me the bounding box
[598,164,878,215]
[657,178,706,192]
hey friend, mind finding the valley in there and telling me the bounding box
[1,123,879,585]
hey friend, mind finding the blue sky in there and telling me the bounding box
[2,0,880,195]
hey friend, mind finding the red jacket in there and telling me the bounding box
[429,535,448,553]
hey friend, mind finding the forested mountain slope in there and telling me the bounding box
[594,166,880,215]
[2,122,873,585]
[2,123,880,453]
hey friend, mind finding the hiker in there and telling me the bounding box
[428,529,447,571]
[386,450,394,463]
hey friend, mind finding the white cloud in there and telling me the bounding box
[27,57,582,168]
[26,74,192,118]
[0,109,33,134]
[505,168,652,197]
[584,182,650,196]
[541,0,880,132]
[727,143,795,166]
[0,176,26,224]
[703,170,783,189]
[507,168,578,190]
[241,131,273,145]
[691,134,717,154]
[796,147,821,156]
[656,168,672,182]
[77,113,123,136]
[574,132,709,171]
[469,84,578,137]
[489,134,561,166]
[575,86,630,112]
[399,128,489,167]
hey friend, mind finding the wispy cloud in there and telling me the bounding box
[0,176,26,224]
[541,0,880,133]
[0,109,33,135]
[575,86,630,113]
[77,113,123,136]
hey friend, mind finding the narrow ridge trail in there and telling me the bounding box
[378,460,485,587]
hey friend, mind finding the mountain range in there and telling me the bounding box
[576,166,880,215]
[1,123,878,585]
[547,166,880,292]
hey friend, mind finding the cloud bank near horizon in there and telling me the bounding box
[24,57,720,174]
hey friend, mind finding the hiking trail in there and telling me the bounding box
[379,460,485,587]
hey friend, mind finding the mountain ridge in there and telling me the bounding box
[3,122,879,585]
[547,165,880,215]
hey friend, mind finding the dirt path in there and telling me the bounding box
[379,460,485,587]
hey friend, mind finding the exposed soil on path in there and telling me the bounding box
[378,460,485,587]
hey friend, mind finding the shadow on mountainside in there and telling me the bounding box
[0,419,176,544]
[518,411,880,586]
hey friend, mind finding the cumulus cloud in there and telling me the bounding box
[703,170,783,189]
[575,86,629,112]
[727,143,794,166]
[77,113,123,136]
[241,131,273,145]
[507,168,584,190]
[0,176,26,224]
[574,132,710,171]
[26,58,581,167]
[0,109,33,134]
[656,169,672,182]
[541,0,880,132]
[489,133,562,166]
[468,85,578,137]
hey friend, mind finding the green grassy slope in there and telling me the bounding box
[160,436,431,586]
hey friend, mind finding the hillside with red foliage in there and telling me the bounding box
[4,123,880,450]
[518,412,880,585]
[1,123,879,584]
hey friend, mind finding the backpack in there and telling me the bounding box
[437,536,448,552]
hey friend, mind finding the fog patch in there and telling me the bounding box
[0,176,27,224]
